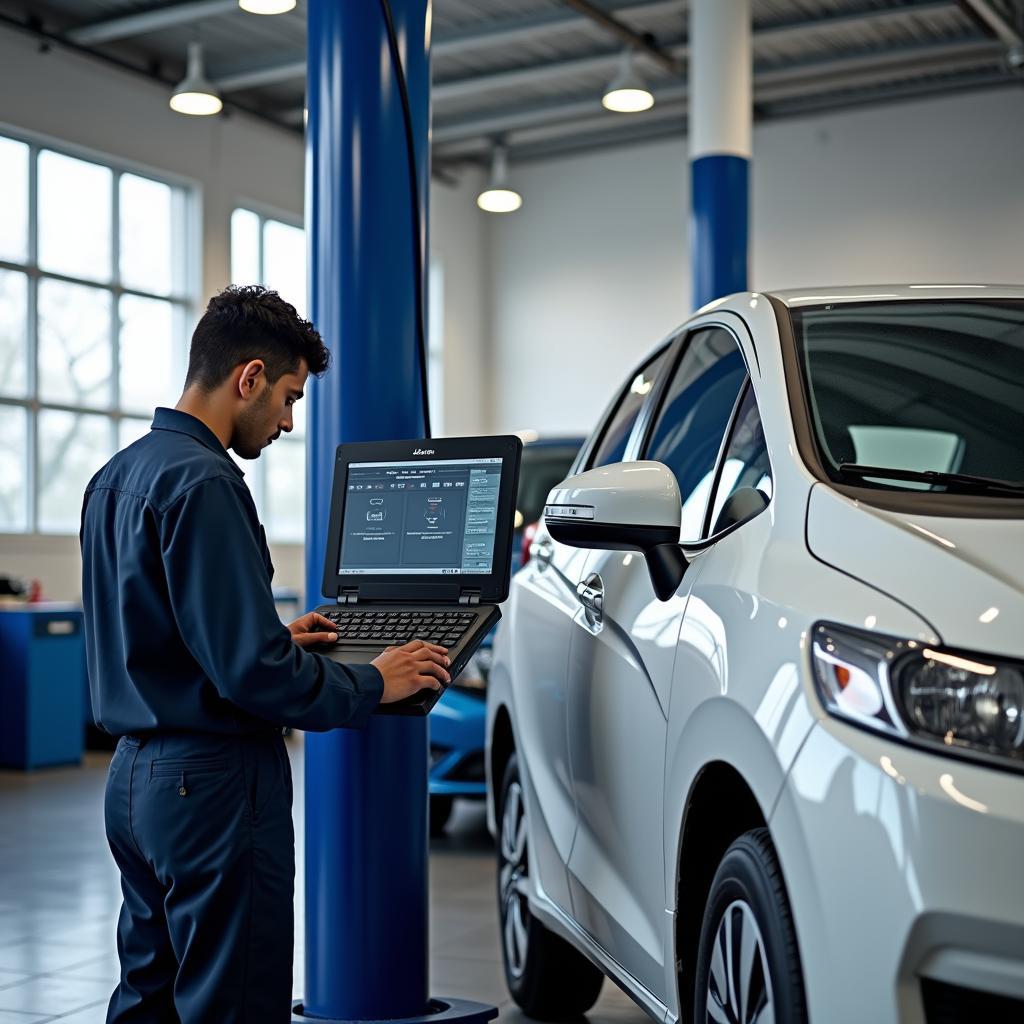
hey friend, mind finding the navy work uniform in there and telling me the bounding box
[80,408,384,1023]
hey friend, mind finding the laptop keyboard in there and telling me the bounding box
[321,608,477,649]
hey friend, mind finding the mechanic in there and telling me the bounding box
[80,285,451,1023]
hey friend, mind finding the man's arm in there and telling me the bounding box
[160,475,383,731]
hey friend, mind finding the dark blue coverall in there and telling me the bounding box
[80,408,384,1023]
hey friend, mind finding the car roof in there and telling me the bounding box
[765,284,1024,308]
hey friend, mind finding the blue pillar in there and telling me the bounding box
[689,0,752,310]
[303,0,428,1019]
[300,3,495,1022]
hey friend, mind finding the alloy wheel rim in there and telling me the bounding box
[706,899,775,1024]
[498,779,530,979]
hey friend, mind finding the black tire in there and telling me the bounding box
[429,794,454,836]
[497,753,604,1020]
[694,828,807,1024]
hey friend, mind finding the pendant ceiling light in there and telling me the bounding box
[477,146,523,214]
[238,0,297,13]
[602,48,655,113]
[170,42,222,116]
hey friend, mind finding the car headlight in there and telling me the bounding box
[811,622,1024,770]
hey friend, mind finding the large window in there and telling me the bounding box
[230,207,308,543]
[230,208,445,543]
[0,134,193,534]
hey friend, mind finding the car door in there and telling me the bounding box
[510,345,668,914]
[564,326,749,996]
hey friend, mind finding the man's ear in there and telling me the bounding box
[237,359,265,400]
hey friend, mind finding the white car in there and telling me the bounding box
[485,285,1024,1024]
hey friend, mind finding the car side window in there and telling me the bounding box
[588,347,668,470]
[644,327,747,540]
[706,384,773,537]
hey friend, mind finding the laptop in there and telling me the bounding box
[314,434,523,715]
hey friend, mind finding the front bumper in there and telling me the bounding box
[773,717,1024,1024]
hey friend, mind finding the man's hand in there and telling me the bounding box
[373,640,451,704]
[287,611,339,649]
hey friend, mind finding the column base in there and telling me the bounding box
[292,997,498,1024]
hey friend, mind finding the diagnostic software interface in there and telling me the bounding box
[339,458,503,576]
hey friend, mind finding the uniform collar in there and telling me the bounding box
[151,408,245,478]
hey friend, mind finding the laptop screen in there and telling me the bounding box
[339,457,504,576]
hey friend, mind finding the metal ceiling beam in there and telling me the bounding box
[434,84,688,144]
[958,0,1024,46]
[433,35,1002,150]
[213,58,307,91]
[432,1,954,106]
[755,0,960,46]
[754,38,1002,99]
[558,0,684,74]
[433,0,683,59]
[433,42,685,103]
[218,0,959,103]
[65,0,238,45]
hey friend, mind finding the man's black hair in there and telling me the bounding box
[185,285,330,391]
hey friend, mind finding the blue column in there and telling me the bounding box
[689,0,752,311]
[303,0,429,1019]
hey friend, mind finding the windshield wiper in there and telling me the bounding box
[837,463,1024,496]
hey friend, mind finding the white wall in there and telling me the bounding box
[487,86,1024,436]
[0,28,489,602]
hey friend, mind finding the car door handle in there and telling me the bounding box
[531,536,554,568]
[576,573,604,621]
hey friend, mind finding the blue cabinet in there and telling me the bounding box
[0,605,85,769]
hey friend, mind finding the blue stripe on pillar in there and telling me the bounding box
[690,154,749,311]
[303,0,430,1019]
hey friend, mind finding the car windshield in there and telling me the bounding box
[791,299,1024,495]
[516,444,581,527]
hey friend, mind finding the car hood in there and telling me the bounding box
[805,484,1024,657]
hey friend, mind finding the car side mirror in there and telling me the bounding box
[543,461,687,601]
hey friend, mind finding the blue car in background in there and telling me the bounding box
[428,434,584,834]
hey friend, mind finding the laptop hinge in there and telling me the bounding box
[337,588,359,605]
[459,590,482,606]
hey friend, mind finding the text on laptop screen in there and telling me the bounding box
[339,458,503,576]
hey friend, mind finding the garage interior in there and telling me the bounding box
[0,0,1022,1022]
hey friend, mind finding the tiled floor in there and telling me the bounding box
[0,737,648,1023]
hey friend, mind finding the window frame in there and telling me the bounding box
[637,322,774,546]
[699,378,775,541]
[577,338,677,475]
[0,125,199,537]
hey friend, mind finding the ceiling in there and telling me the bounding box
[1,0,1021,167]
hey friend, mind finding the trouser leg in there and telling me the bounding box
[104,737,179,1024]
[132,733,295,1024]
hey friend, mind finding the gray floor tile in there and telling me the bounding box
[0,976,112,1016]
[0,1010,56,1024]
[38,999,109,1023]
[0,947,101,977]
[0,974,32,994]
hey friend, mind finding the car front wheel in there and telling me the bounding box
[497,753,604,1020]
[694,828,807,1024]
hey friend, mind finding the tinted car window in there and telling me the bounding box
[588,347,668,469]
[645,327,747,539]
[707,384,773,536]
[792,300,1024,490]
[516,444,581,527]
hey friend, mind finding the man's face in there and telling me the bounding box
[232,360,309,460]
